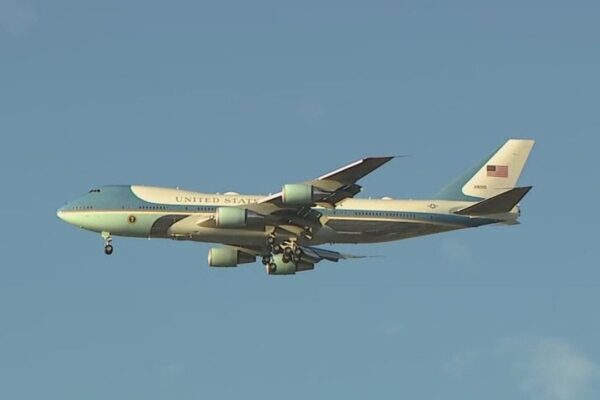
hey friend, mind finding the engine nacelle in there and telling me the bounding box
[208,247,255,267]
[282,184,328,206]
[267,254,315,275]
[215,207,247,228]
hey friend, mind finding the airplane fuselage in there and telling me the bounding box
[57,185,515,250]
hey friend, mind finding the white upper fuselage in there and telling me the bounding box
[56,185,516,249]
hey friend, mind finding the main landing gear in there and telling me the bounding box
[264,235,304,272]
[281,245,302,264]
[102,231,113,255]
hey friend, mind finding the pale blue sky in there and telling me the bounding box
[1,1,599,399]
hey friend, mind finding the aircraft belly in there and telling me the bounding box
[188,228,267,246]
[314,218,459,244]
[165,214,267,246]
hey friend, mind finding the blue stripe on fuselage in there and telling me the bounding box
[59,185,220,213]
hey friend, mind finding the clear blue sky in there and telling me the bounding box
[1,1,599,399]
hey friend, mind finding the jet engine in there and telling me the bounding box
[281,184,328,206]
[215,207,247,228]
[208,247,256,267]
[266,254,315,275]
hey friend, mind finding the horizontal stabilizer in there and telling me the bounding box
[454,186,532,216]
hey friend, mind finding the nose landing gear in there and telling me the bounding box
[102,231,113,255]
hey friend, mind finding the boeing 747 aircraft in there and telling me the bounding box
[57,139,535,275]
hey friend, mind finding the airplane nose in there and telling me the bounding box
[56,205,66,221]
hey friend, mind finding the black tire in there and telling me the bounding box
[272,245,282,255]
[268,263,277,273]
[267,236,275,244]
[284,247,293,255]
[262,256,270,265]
[294,248,302,256]
[282,253,291,263]
[292,256,301,264]
[104,244,113,255]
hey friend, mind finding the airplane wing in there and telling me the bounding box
[251,156,394,211]
[169,156,394,239]
[300,245,366,263]
[221,244,366,274]
[242,156,394,237]
[203,242,368,274]
[228,244,364,264]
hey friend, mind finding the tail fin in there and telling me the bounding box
[435,139,535,201]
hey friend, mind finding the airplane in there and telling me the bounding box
[56,139,535,275]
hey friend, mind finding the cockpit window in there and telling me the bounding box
[88,189,101,193]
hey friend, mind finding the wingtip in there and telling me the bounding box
[363,155,398,163]
[341,253,384,260]
[369,155,411,159]
[518,185,533,193]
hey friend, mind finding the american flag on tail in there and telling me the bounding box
[487,165,508,178]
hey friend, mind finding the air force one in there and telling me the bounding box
[57,139,535,275]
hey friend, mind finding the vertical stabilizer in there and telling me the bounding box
[435,139,535,201]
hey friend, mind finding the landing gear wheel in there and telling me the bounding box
[282,253,291,263]
[268,263,277,273]
[262,256,270,265]
[101,232,113,256]
[292,255,301,264]
[294,247,302,256]
[284,247,293,256]
[267,235,275,245]
[272,245,282,255]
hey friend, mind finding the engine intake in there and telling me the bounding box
[208,247,255,267]
[215,207,247,228]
